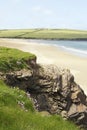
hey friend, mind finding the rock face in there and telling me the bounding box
[1,64,87,129]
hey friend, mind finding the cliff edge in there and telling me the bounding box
[1,64,87,129]
[0,47,87,129]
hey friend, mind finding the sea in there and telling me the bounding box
[27,39,87,58]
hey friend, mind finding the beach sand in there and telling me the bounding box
[0,38,87,95]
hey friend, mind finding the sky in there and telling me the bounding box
[0,0,87,30]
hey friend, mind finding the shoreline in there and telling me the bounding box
[1,37,87,41]
[1,38,87,58]
[0,38,87,95]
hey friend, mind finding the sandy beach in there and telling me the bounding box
[0,38,87,95]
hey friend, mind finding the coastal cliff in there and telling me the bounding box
[0,47,87,129]
[1,63,87,129]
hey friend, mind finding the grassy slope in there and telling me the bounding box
[0,81,80,130]
[0,47,80,130]
[0,47,36,72]
[0,29,87,40]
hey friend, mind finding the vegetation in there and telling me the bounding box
[0,47,80,130]
[0,80,80,130]
[0,47,36,72]
[0,29,87,40]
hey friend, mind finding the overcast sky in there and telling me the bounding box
[0,0,87,30]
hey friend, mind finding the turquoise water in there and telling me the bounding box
[28,39,87,57]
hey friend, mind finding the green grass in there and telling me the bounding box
[0,80,80,130]
[0,46,81,130]
[0,47,36,72]
[0,29,87,40]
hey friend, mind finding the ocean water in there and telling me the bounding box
[28,39,87,58]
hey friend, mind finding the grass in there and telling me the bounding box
[0,80,80,130]
[0,29,87,40]
[0,46,81,130]
[0,47,36,72]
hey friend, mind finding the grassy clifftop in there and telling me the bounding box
[0,47,36,72]
[0,29,87,40]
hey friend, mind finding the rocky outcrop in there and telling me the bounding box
[1,64,87,129]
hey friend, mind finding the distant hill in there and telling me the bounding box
[0,29,87,40]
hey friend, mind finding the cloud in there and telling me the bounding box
[43,10,53,15]
[31,6,41,12]
[8,0,21,4]
[31,6,53,16]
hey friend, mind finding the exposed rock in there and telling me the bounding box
[61,110,68,120]
[5,69,33,90]
[1,64,87,129]
[39,111,50,117]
